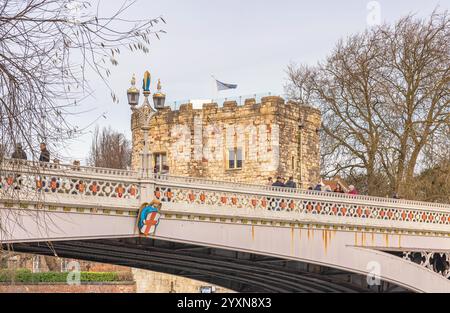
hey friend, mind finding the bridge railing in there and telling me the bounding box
[151,173,450,232]
[0,159,139,180]
[0,159,141,203]
[150,173,450,211]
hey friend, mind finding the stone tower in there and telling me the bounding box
[131,96,321,187]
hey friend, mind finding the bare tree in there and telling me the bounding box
[413,158,450,203]
[0,0,166,159]
[285,63,315,105]
[286,10,449,198]
[87,126,131,169]
[286,29,386,194]
[374,12,450,196]
[0,0,164,259]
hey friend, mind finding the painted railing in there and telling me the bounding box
[1,159,450,231]
[0,159,138,179]
[150,173,450,211]
[151,175,450,231]
[0,160,141,203]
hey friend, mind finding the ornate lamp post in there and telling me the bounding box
[152,79,166,109]
[127,71,157,178]
[127,74,140,108]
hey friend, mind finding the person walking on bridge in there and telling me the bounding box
[11,143,27,160]
[348,185,359,195]
[334,183,345,193]
[0,144,5,162]
[39,142,50,162]
[285,176,297,188]
[10,143,27,189]
[272,177,285,188]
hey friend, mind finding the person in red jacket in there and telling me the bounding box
[348,185,358,195]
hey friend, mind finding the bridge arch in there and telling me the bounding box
[6,237,409,293]
[148,217,450,293]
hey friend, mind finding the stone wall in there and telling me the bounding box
[132,269,232,293]
[276,100,321,188]
[131,96,321,186]
[1,253,131,274]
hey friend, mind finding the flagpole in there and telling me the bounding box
[211,74,218,103]
[211,75,214,102]
[215,82,219,103]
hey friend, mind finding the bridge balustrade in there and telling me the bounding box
[151,173,450,229]
[1,159,449,232]
[0,160,141,204]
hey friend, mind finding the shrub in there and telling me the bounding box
[0,269,130,283]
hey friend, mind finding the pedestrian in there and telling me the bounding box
[334,183,345,193]
[314,181,323,191]
[272,176,285,187]
[348,185,358,195]
[285,176,297,188]
[39,142,50,163]
[267,177,273,186]
[72,160,81,171]
[0,143,5,163]
[11,143,27,160]
[51,158,60,170]
[324,185,333,192]
[11,143,27,189]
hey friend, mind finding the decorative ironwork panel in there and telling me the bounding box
[400,252,450,279]
[153,183,450,226]
[0,171,140,200]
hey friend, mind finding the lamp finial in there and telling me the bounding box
[143,71,151,95]
[157,79,161,91]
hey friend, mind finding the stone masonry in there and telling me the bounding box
[131,96,321,187]
[131,268,232,293]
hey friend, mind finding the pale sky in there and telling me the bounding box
[61,0,447,163]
